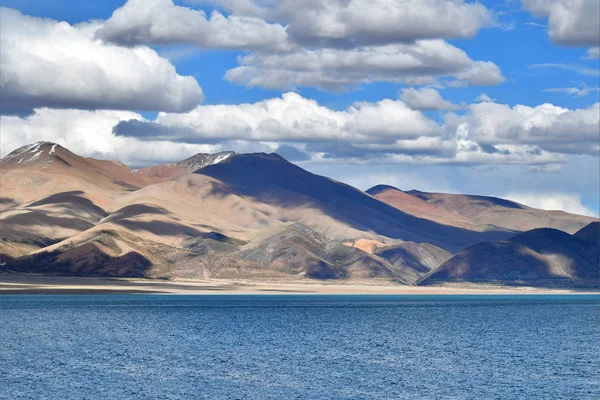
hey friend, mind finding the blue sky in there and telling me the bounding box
[3,0,597,110]
[1,0,599,215]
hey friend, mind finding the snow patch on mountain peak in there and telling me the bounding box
[1,141,60,167]
[177,151,236,172]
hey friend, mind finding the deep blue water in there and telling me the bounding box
[1,295,599,400]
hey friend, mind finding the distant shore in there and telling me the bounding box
[1,275,598,295]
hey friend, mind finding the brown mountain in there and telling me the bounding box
[173,223,417,283]
[368,185,595,234]
[0,142,148,259]
[419,223,600,287]
[367,185,477,230]
[2,143,462,283]
[0,142,147,205]
[191,153,510,251]
[1,142,596,287]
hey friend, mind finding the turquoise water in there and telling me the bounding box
[1,295,599,399]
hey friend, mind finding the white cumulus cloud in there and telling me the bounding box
[108,93,586,166]
[96,0,291,52]
[273,0,494,47]
[445,102,600,154]
[102,0,494,49]
[114,92,442,143]
[97,1,502,92]
[0,7,203,114]
[225,40,504,90]
[0,109,227,166]
[522,0,600,46]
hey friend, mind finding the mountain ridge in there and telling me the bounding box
[368,185,596,234]
[1,142,597,287]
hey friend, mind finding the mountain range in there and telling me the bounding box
[1,142,597,287]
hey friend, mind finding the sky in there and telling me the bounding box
[0,0,599,216]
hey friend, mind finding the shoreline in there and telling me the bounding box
[1,275,598,295]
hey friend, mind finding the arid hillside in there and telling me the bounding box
[420,223,599,287]
[1,142,597,287]
[369,185,595,234]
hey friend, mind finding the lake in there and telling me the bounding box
[1,294,599,399]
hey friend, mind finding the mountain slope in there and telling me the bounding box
[573,222,600,267]
[0,142,146,210]
[403,190,596,234]
[2,142,596,287]
[374,242,452,284]
[193,153,511,252]
[0,142,149,258]
[367,185,477,230]
[574,221,599,243]
[172,223,410,282]
[419,224,600,287]
[0,190,111,259]
[4,228,158,277]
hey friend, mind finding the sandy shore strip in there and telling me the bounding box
[1,275,598,295]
